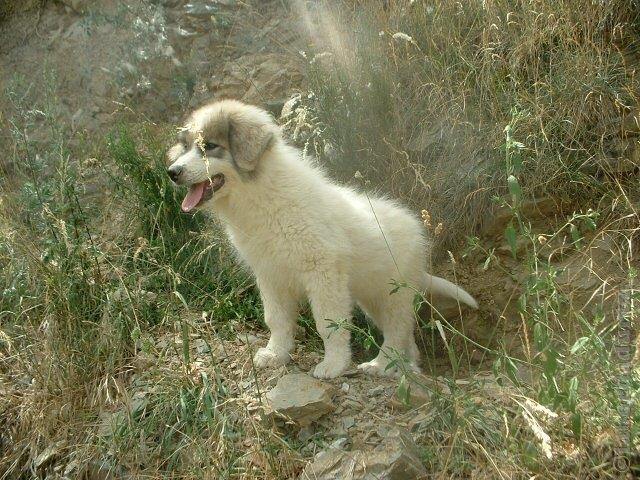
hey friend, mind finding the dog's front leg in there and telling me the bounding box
[253,282,298,368]
[306,272,352,379]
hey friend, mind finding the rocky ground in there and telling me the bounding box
[0,0,304,152]
[1,1,638,479]
[108,321,537,479]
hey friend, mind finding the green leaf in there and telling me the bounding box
[434,320,449,348]
[505,222,518,258]
[569,223,581,248]
[173,290,189,310]
[504,124,513,141]
[180,318,190,369]
[130,325,141,342]
[568,376,578,412]
[201,373,215,421]
[571,412,582,438]
[533,322,546,351]
[507,175,521,205]
[570,336,590,355]
[582,216,596,230]
[493,357,502,379]
[505,356,520,384]
[543,349,558,378]
[397,374,411,405]
[512,151,523,175]
[179,387,189,418]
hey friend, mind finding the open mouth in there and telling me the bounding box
[181,173,225,212]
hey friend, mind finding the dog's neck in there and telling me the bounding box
[211,142,308,232]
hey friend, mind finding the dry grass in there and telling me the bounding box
[292,0,640,255]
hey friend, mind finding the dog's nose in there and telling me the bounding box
[167,165,183,182]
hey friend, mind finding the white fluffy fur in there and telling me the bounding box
[167,100,478,379]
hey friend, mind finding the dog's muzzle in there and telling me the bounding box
[167,164,183,183]
[179,174,226,212]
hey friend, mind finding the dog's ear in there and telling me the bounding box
[228,113,275,171]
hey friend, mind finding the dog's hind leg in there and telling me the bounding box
[306,271,353,379]
[357,292,420,376]
[253,281,298,368]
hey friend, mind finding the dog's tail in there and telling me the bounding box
[424,273,478,309]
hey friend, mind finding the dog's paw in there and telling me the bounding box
[357,358,396,376]
[357,358,421,377]
[312,357,350,379]
[253,347,290,368]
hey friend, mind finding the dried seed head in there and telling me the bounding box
[133,237,148,262]
[195,130,206,154]
[421,209,432,228]
[434,223,443,236]
[392,32,414,43]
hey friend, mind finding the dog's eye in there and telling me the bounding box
[204,142,218,151]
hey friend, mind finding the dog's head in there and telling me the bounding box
[166,100,278,212]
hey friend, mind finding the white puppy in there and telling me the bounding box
[167,100,478,378]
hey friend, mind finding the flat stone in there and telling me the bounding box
[366,428,428,479]
[299,427,427,480]
[341,416,355,430]
[266,373,335,426]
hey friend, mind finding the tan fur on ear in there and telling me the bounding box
[228,113,275,171]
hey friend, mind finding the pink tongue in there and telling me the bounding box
[181,181,206,212]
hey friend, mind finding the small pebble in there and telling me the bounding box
[368,385,385,395]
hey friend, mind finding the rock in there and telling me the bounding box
[265,98,286,117]
[194,338,211,354]
[207,53,303,105]
[556,259,601,290]
[299,427,427,480]
[98,395,149,438]
[184,3,219,17]
[390,383,432,409]
[238,333,260,345]
[368,385,386,396]
[329,437,349,450]
[299,449,358,480]
[366,428,428,479]
[482,197,558,238]
[496,236,529,257]
[341,416,355,430]
[297,425,315,442]
[390,375,452,409]
[60,0,92,13]
[266,373,335,426]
